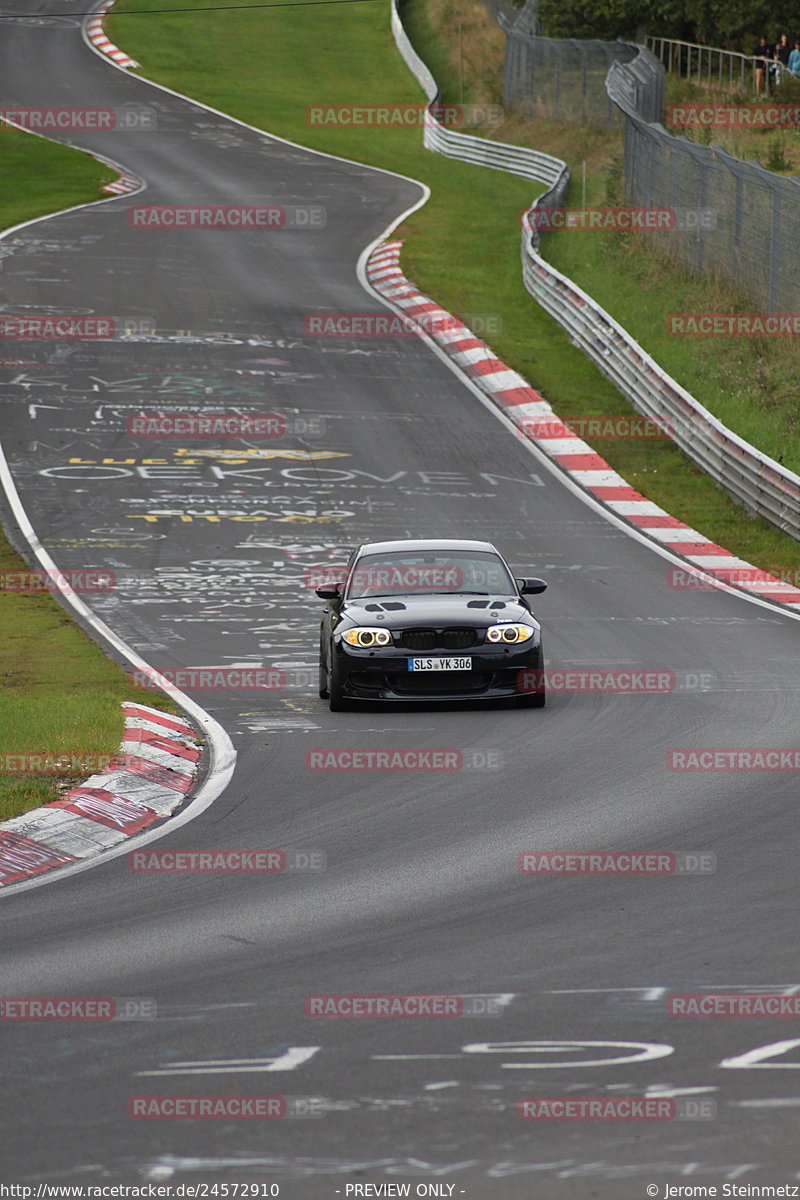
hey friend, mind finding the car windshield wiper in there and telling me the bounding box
[357,590,494,596]
[348,590,501,599]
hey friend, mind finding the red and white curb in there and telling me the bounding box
[0,703,201,887]
[85,0,139,69]
[0,119,142,200]
[101,172,140,195]
[366,240,800,612]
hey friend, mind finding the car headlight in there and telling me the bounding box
[341,627,393,648]
[486,623,535,644]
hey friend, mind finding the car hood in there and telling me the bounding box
[340,594,537,629]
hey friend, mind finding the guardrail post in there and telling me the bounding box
[732,172,743,263]
[769,190,781,311]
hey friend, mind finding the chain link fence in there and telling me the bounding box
[607,64,800,312]
[502,31,644,130]
[482,0,535,34]
[499,3,800,314]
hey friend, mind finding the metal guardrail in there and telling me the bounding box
[390,0,800,538]
[520,227,800,536]
[391,0,565,188]
[647,36,792,95]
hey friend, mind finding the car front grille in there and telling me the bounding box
[399,627,477,651]
[441,628,476,650]
[390,670,492,695]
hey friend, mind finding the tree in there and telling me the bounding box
[535,0,798,48]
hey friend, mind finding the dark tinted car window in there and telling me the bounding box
[346,550,516,598]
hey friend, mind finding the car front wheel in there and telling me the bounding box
[328,653,348,712]
[318,635,330,699]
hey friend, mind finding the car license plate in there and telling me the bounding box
[408,657,472,671]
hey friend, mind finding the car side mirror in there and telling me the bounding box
[315,583,342,599]
[517,577,547,595]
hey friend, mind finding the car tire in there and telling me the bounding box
[318,637,330,699]
[328,656,349,712]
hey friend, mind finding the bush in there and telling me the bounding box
[765,136,791,171]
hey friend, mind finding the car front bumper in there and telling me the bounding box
[331,641,544,702]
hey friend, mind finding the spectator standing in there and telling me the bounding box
[753,35,774,93]
[788,39,800,74]
[776,33,791,64]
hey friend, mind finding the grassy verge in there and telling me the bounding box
[106,0,800,578]
[0,125,117,226]
[664,72,800,175]
[0,126,168,820]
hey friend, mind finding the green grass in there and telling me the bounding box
[663,72,800,175]
[108,0,800,574]
[0,125,170,820]
[0,537,168,821]
[0,125,117,227]
[543,175,800,474]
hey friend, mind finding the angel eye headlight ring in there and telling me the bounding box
[486,623,534,644]
[342,627,392,648]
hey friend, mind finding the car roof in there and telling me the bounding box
[356,539,499,556]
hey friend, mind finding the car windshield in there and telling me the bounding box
[345,550,517,599]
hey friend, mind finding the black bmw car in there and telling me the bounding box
[316,538,547,710]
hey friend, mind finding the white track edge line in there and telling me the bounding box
[0,115,146,214]
[0,437,236,898]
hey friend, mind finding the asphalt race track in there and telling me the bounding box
[1,4,799,1196]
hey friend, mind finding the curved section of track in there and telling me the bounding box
[0,3,799,1193]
